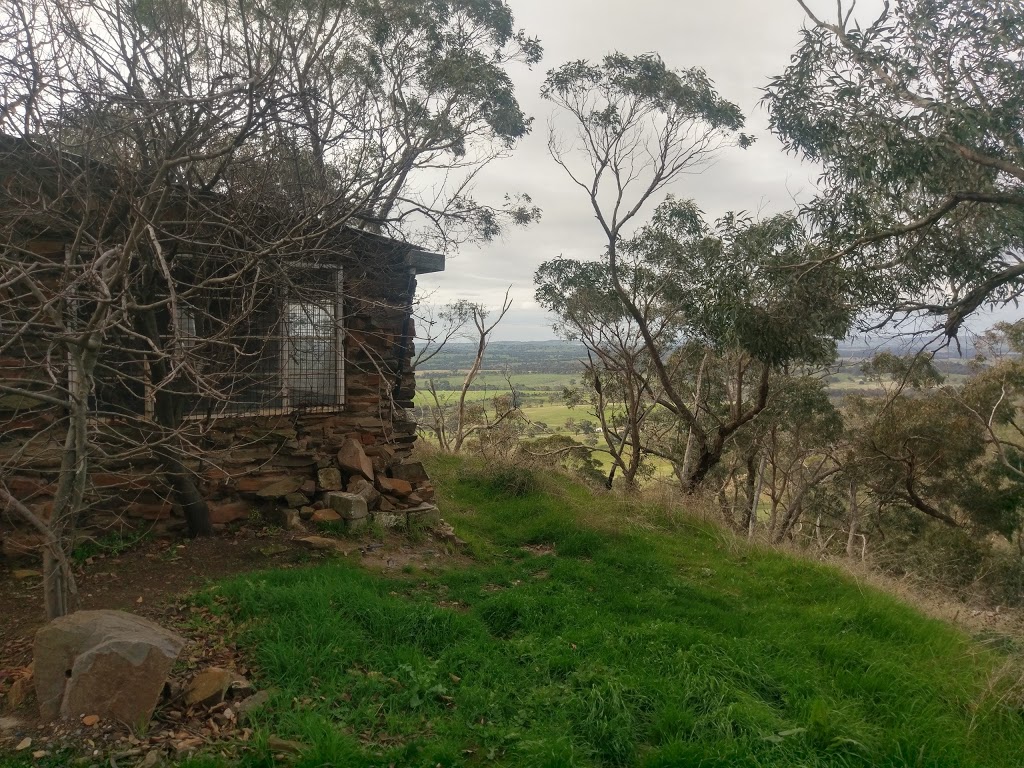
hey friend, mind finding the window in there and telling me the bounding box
[84,261,345,418]
[280,267,345,409]
[190,264,346,415]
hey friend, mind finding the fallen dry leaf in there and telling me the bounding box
[15,737,31,751]
[82,714,99,727]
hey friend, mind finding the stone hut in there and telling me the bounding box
[0,137,444,559]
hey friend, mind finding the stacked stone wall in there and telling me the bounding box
[1,249,434,562]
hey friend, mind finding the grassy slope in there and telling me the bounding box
[201,458,1024,766]
[10,457,1023,768]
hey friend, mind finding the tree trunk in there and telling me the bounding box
[138,306,212,537]
[741,449,757,532]
[748,453,767,541]
[845,479,860,558]
[680,351,710,481]
[44,348,91,618]
[718,481,737,531]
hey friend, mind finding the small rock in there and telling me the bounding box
[377,477,413,498]
[15,737,31,751]
[235,690,271,725]
[184,668,234,708]
[336,440,374,481]
[311,509,341,523]
[298,506,315,520]
[317,467,343,491]
[268,508,302,530]
[346,477,381,510]
[296,536,351,555]
[391,461,429,484]
[227,677,255,700]
[283,492,309,509]
[325,492,368,520]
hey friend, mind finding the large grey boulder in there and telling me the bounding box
[35,610,185,726]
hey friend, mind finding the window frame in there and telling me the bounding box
[275,263,346,413]
[74,251,347,420]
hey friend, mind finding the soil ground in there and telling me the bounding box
[0,523,469,759]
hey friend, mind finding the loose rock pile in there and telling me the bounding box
[241,439,439,533]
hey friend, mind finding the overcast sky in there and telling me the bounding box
[416,0,835,340]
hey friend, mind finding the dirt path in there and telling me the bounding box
[1,525,467,681]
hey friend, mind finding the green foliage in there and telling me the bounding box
[537,204,849,370]
[873,515,1024,605]
[542,53,747,140]
[765,0,1024,332]
[458,461,539,498]
[622,203,850,367]
[71,530,149,565]
[521,434,606,486]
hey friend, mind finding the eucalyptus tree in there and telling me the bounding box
[958,320,1024,485]
[765,0,1024,336]
[534,254,675,488]
[848,354,984,529]
[752,375,844,544]
[259,0,543,249]
[537,198,850,490]
[542,52,747,432]
[542,53,851,490]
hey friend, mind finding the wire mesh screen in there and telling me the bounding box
[216,265,344,414]
[82,263,345,418]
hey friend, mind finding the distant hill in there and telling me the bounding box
[416,339,587,374]
[415,336,978,377]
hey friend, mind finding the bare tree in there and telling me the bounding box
[0,0,540,617]
[415,291,515,453]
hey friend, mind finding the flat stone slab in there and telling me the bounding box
[255,477,304,498]
[296,536,352,555]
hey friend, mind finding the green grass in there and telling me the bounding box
[10,458,1022,767]
[71,529,150,564]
